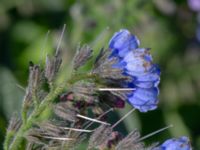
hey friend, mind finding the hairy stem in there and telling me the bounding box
[4,131,15,150]
[9,84,65,150]
[7,72,98,150]
[68,72,98,84]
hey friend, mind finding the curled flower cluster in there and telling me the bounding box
[108,29,160,112]
[4,27,192,150]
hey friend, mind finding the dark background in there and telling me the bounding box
[0,0,200,149]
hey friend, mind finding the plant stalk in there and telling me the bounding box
[7,72,98,150]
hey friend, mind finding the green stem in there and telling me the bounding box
[21,110,27,125]
[68,72,98,84]
[4,131,15,150]
[9,85,65,150]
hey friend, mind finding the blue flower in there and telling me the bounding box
[109,29,140,58]
[154,136,192,150]
[109,29,160,112]
[127,87,159,112]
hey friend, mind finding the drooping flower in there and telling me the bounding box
[109,29,160,112]
[109,29,140,58]
[154,136,192,150]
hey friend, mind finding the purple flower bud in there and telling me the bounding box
[109,29,160,112]
[114,98,125,108]
[109,29,140,58]
[154,136,192,150]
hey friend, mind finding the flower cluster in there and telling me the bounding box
[4,27,193,150]
[108,29,160,112]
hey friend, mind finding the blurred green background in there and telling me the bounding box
[0,0,200,149]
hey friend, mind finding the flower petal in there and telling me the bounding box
[127,88,159,112]
[154,136,192,150]
[109,29,140,57]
